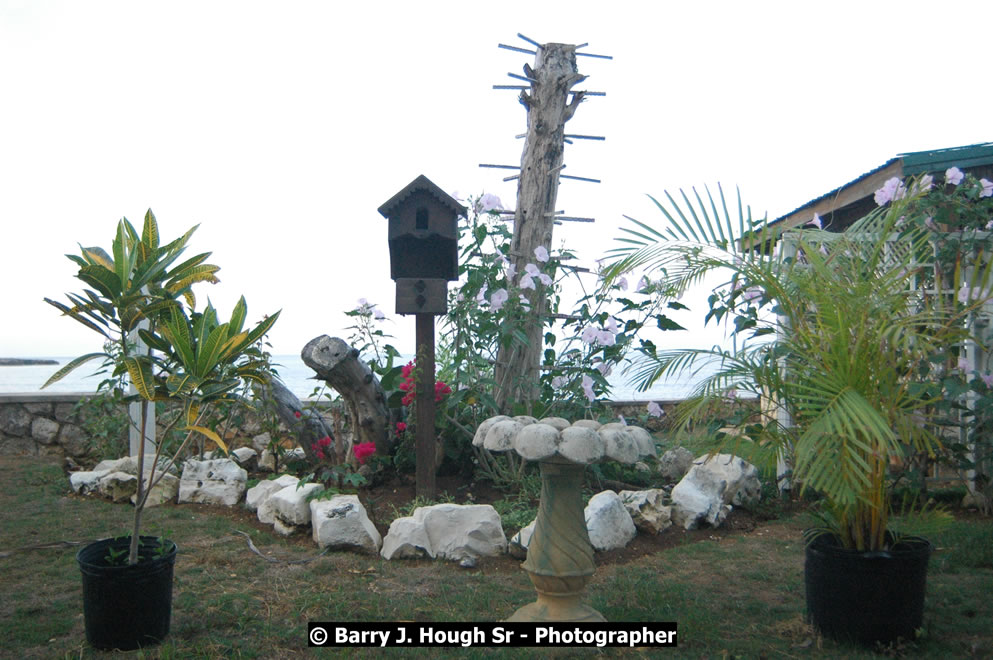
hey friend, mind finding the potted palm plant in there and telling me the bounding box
[44,210,279,650]
[604,181,991,645]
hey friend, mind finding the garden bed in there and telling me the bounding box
[1,455,991,658]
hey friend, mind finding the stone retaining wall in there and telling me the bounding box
[0,393,91,458]
[0,392,303,463]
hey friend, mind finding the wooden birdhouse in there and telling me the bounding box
[378,174,466,315]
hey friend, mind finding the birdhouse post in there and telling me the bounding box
[378,175,465,499]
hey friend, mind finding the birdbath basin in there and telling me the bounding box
[472,415,656,622]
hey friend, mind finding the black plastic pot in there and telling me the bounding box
[805,532,931,645]
[77,536,177,651]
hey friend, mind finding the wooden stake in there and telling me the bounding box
[415,313,436,499]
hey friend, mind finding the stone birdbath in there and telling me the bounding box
[473,415,656,622]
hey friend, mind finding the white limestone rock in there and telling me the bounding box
[380,503,507,562]
[670,453,759,530]
[311,495,382,554]
[585,490,637,551]
[258,449,276,472]
[178,458,248,506]
[93,456,138,475]
[619,489,672,534]
[230,447,258,470]
[132,471,180,507]
[671,471,731,530]
[508,518,537,560]
[270,482,322,528]
[69,469,111,495]
[97,471,138,503]
[380,516,433,559]
[658,447,695,483]
[693,454,762,507]
[251,432,272,454]
[247,474,300,513]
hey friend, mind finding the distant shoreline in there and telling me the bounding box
[0,358,59,366]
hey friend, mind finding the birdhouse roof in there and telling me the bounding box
[377,174,467,219]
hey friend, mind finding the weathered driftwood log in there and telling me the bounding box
[257,377,337,465]
[495,42,587,411]
[302,336,391,455]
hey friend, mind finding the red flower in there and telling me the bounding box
[396,422,407,434]
[293,411,302,419]
[352,442,376,464]
[310,442,326,460]
[401,361,415,378]
[434,381,452,402]
[318,436,332,448]
[402,392,414,407]
[398,381,412,392]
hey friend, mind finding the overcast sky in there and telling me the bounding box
[2,0,991,360]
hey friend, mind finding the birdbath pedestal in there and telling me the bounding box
[472,416,656,622]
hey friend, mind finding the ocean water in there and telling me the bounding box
[0,355,723,402]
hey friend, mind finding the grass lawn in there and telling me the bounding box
[1,455,991,659]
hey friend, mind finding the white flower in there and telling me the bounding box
[810,213,822,229]
[581,375,595,402]
[476,193,504,213]
[946,167,964,186]
[874,177,906,206]
[534,246,549,263]
[490,288,509,310]
[551,375,567,389]
[373,309,385,320]
[538,273,553,286]
[617,276,629,290]
[476,285,488,304]
[519,273,536,290]
[646,401,664,418]
[524,263,541,277]
[597,330,616,346]
[504,263,517,281]
[581,325,600,345]
[637,276,650,292]
[958,284,993,304]
[742,286,763,302]
[981,178,993,198]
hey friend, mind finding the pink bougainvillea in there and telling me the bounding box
[353,442,376,464]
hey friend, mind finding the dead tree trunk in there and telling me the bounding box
[494,42,586,411]
[302,335,391,456]
[257,378,337,465]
